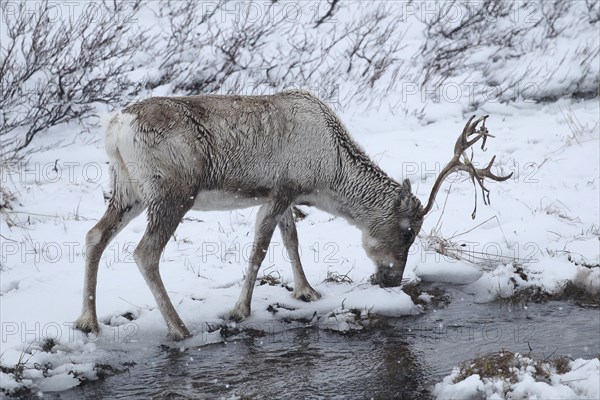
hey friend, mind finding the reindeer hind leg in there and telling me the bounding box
[75,199,144,334]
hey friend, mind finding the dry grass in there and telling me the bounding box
[560,280,600,308]
[0,346,39,397]
[424,210,533,270]
[453,351,573,384]
[402,281,451,309]
[504,286,553,305]
[92,362,134,380]
[258,271,282,286]
[40,338,58,353]
[0,166,18,231]
[323,307,389,335]
[454,351,518,383]
[500,280,600,308]
[257,271,293,292]
[0,186,16,211]
[551,356,571,375]
[322,269,353,284]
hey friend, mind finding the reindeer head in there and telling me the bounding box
[362,178,423,286]
[369,115,513,287]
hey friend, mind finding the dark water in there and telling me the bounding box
[52,287,599,399]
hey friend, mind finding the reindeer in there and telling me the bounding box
[74,90,511,340]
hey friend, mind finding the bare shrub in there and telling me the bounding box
[587,0,600,24]
[0,0,146,160]
[419,0,599,103]
[420,0,519,88]
[146,1,414,108]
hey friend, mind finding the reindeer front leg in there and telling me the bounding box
[230,199,289,321]
[278,207,321,302]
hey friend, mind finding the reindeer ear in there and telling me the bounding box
[402,178,411,192]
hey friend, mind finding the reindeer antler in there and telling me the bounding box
[421,115,513,219]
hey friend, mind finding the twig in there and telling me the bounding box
[0,233,18,242]
[449,215,496,240]
[542,347,559,363]
[118,297,144,311]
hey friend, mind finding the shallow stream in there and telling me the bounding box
[53,286,600,399]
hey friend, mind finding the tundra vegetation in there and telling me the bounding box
[0,0,598,397]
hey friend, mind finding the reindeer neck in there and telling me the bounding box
[321,158,402,226]
[306,103,403,226]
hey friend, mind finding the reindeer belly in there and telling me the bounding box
[192,190,267,211]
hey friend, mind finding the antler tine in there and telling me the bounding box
[478,155,513,182]
[454,115,494,156]
[453,154,514,218]
[421,116,513,219]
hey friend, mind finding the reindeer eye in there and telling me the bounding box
[401,229,413,242]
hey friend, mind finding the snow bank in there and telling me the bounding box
[434,353,600,400]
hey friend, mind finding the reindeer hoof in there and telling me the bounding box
[74,315,100,335]
[229,304,250,322]
[168,328,192,341]
[293,286,321,302]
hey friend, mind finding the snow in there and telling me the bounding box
[37,374,81,392]
[1,1,599,396]
[433,354,600,400]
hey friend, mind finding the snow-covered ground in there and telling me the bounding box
[1,96,598,395]
[1,0,599,396]
[434,353,600,400]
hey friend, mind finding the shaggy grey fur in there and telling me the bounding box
[75,90,423,340]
